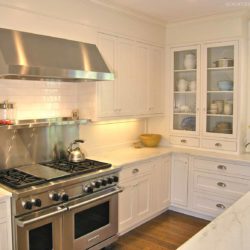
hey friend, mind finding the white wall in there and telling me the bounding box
[0,0,165,151]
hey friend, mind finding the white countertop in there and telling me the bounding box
[177,191,250,250]
[0,187,11,199]
[89,146,250,168]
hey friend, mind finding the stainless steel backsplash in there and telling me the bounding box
[0,125,79,169]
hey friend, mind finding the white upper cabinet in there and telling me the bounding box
[147,46,165,115]
[170,45,200,135]
[97,33,165,119]
[202,41,238,139]
[169,40,239,152]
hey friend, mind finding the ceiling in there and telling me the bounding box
[94,0,246,23]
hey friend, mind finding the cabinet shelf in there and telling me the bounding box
[174,91,196,94]
[174,69,196,73]
[206,114,233,117]
[174,112,196,116]
[207,67,234,71]
[207,91,234,93]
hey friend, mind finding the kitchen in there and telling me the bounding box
[0,0,250,249]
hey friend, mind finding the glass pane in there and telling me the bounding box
[29,223,52,250]
[75,201,109,239]
[173,49,197,132]
[206,45,234,134]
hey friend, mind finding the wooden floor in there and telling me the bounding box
[108,211,209,250]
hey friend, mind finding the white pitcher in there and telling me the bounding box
[184,54,196,69]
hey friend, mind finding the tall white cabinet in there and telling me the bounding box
[97,32,165,119]
[170,41,239,152]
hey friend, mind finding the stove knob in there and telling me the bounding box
[49,193,60,201]
[61,193,69,202]
[107,177,114,184]
[84,185,93,193]
[101,179,107,186]
[113,176,119,183]
[91,181,101,188]
[32,198,42,207]
[22,201,33,210]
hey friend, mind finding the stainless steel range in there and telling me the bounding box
[0,122,121,250]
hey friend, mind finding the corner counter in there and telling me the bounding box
[178,191,250,250]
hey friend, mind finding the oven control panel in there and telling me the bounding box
[15,172,119,215]
[83,175,119,194]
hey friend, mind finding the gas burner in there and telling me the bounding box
[41,159,112,174]
[0,169,46,189]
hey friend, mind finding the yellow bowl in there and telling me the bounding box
[139,134,162,147]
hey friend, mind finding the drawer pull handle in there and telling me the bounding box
[132,168,139,174]
[217,165,227,170]
[217,182,226,188]
[180,139,187,143]
[216,203,226,209]
[215,143,222,147]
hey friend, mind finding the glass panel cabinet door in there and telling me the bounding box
[170,46,200,134]
[203,41,238,138]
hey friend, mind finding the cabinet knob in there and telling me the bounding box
[217,182,226,188]
[180,139,187,143]
[217,165,227,170]
[132,168,139,174]
[216,203,226,209]
[215,142,222,147]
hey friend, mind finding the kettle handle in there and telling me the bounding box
[74,139,84,144]
[67,139,84,153]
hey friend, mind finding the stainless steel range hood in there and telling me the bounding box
[0,28,114,82]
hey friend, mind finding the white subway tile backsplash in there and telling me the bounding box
[0,79,81,120]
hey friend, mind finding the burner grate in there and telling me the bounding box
[0,169,46,189]
[42,159,111,175]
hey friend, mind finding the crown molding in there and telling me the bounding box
[90,0,167,27]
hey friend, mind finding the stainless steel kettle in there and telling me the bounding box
[67,139,85,163]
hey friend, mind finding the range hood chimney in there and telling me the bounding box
[0,28,114,82]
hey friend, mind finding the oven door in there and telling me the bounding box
[63,187,122,250]
[15,206,67,250]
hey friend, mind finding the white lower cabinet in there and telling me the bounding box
[188,157,250,218]
[0,193,12,250]
[118,156,171,234]
[171,154,189,207]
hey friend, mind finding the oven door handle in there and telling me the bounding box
[16,206,68,227]
[68,187,123,211]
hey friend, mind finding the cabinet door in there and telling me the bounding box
[148,46,164,114]
[171,154,189,207]
[202,41,238,139]
[135,175,151,221]
[160,156,171,209]
[135,42,148,115]
[118,179,136,233]
[97,33,116,117]
[170,45,200,135]
[0,221,10,250]
[116,38,136,116]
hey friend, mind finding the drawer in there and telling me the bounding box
[200,138,237,151]
[119,161,152,182]
[193,171,250,198]
[193,158,250,178]
[191,191,238,217]
[0,201,7,220]
[170,136,199,147]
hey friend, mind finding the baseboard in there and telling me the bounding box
[169,205,214,221]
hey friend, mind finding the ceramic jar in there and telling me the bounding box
[224,101,233,115]
[184,54,196,69]
[177,79,188,91]
[215,100,224,114]
[189,80,196,91]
